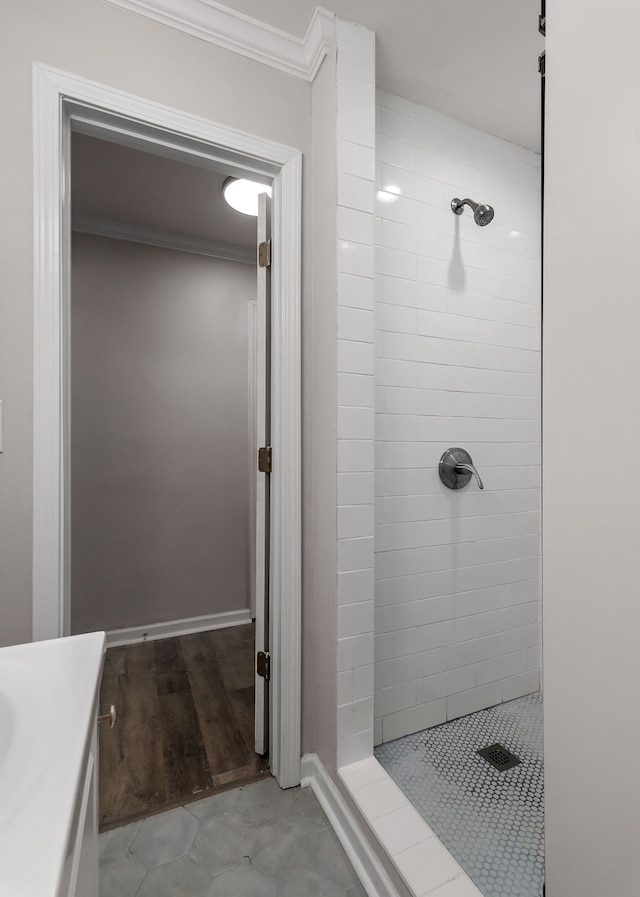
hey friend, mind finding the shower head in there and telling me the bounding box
[473,203,495,226]
[451,197,495,226]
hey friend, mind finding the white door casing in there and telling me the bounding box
[248,298,257,622]
[255,191,271,755]
[32,63,302,787]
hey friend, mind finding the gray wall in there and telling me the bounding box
[71,234,254,634]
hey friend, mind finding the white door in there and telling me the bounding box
[254,191,271,756]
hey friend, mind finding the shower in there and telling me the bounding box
[373,89,542,897]
[451,196,495,226]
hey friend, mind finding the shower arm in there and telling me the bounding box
[451,198,478,214]
[454,462,484,490]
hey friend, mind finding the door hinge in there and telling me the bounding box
[538,51,545,76]
[258,445,272,473]
[257,651,270,680]
[258,239,271,268]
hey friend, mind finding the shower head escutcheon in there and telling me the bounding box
[451,197,495,226]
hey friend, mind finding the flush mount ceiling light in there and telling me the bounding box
[223,177,272,216]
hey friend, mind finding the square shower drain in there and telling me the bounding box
[477,743,521,772]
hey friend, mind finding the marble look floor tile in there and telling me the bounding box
[189,812,258,876]
[278,870,349,897]
[236,775,294,824]
[186,787,242,820]
[99,777,366,897]
[251,816,317,880]
[98,851,147,897]
[346,880,369,897]
[207,860,277,897]
[290,785,331,829]
[99,820,142,859]
[135,856,211,897]
[129,807,199,868]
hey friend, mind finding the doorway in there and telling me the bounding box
[32,63,302,790]
[68,132,271,825]
[70,134,259,643]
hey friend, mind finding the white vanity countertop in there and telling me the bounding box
[0,632,105,897]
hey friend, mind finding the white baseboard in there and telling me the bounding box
[300,753,401,897]
[106,608,252,647]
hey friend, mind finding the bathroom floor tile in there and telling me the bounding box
[99,777,364,897]
[98,820,142,859]
[190,812,258,875]
[129,806,198,868]
[206,860,277,897]
[135,856,212,897]
[251,815,317,880]
[375,692,544,897]
[98,851,147,897]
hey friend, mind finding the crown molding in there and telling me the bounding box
[102,0,334,81]
[72,214,255,264]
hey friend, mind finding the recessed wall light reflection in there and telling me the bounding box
[223,177,272,216]
[376,186,401,203]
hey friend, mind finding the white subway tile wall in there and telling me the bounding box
[336,20,377,768]
[374,90,541,744]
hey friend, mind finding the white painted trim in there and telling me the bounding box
[300,754,401,897]
[268,150,302,788]
[72,215,255,264]
[247,299,257,621]
[105,608,251,647]
[102,0,334,81]
[32,62,302,789]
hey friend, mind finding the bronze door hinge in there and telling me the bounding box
[258,446,272,473]
[258,240,271,268]
[257,651,270,680]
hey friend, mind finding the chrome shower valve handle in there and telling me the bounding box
[439,448,484,490]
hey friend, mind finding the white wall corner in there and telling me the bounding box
[101,0,334,81]
[301,753,403,897]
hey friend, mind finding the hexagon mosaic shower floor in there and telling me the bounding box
[375,692,544,897]
[99,777,367,897]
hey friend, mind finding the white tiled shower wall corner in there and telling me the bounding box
[335,20,377,767]
[373,90,542,745]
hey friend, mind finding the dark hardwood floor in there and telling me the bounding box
[98,624,269,831]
